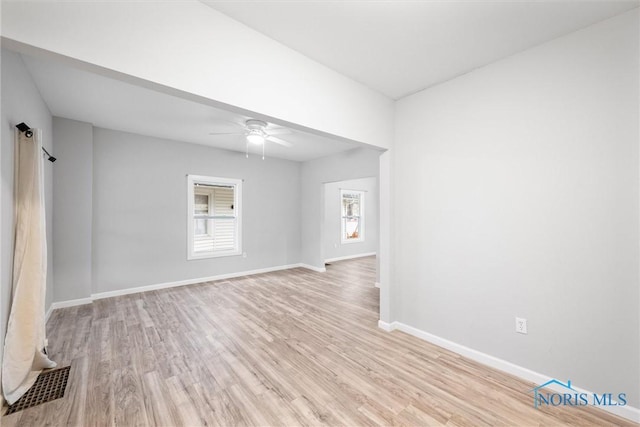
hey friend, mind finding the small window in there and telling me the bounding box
[341,189,364,243]
[187,175,242,259]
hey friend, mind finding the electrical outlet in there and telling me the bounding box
[515,317,528,334]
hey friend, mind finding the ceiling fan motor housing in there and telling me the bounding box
[245,119,268,131]
[210,118,291,148]
[245,119,268,144]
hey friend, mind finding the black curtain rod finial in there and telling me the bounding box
[42,147,56,163]
[16,122,33,138]
[15,122,30,132]
[16,122,56,162]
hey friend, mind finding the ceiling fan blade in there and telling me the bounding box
[266,135,293,147]
[210,117,246,127]
[208,131,244,136]
[266,127,292,135]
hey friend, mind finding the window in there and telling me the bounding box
[187,175,242,259]
[341,189,364,243]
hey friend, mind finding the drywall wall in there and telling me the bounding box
[1,49,54,384]
[1,0,393,150]
[53,126,381,297]
[52,118,93,302]
[378,150,392,321]
[91,128,301,294]
[300,148,380,269]
[394,9,639,407]
[323,177,378,261]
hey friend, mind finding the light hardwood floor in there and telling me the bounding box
[3,257,636,426]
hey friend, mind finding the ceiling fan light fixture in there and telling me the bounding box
[246,130,265,145]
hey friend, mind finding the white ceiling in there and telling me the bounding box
[20,1,638,160]
[203,0,639,99]
[21,54,361,162]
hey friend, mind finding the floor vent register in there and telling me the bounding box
[5,366,71,415]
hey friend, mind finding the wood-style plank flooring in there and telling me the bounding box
[3,257,636,426]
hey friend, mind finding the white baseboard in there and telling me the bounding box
[379,321,639,423]
[377,320,395,332]
[46,262,335,320]
[44,297,101,323]
[46,263,309,320]
[298,263,326,273]
[51,297,93,309]
[45,305,54,323]
[324,252,376,263]
[92,264,302,300]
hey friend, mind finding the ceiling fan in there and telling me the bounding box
[209,119,293,159]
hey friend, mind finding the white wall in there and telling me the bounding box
[1,49,54,394]
[0,0,393,150]
[49,125,383,299]
[378,151,393,322]
[52,118,93,302]
[300,148,381,269]
[323,177,378,262]
[90,128,301,294]
[394,9,639,407]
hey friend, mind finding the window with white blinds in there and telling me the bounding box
[187,175,242,260]
[341,189,365,244]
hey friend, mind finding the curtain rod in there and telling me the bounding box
[15,122,57,163]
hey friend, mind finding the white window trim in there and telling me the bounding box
[341,189,365,244]
[193,187,214,239]
[187,174,242,260]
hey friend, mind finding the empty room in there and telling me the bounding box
[1,0,639,426]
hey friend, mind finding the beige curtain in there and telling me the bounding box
[2,129,56,405]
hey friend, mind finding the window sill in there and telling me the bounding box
[341,239,365,245]
[188,250,242,260]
